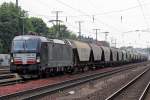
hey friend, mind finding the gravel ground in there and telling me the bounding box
[36,63,149,100]
[0,66,123,96]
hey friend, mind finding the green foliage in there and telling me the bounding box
[47,24,77,39]
[0,3,49,53]
[27,17,48,34]
[0,2,21,53]
[0,2,33,53]
[0,2,77,53]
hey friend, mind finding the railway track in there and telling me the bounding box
[105,66,150,100]
[0,73,22,86]
[0,68,10,74]
[0,68,22,86]
[0,62,148,100]
[139,81,150,100]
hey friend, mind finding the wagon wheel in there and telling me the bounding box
[38,67,46,78]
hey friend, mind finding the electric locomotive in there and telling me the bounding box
[10,35,73,78]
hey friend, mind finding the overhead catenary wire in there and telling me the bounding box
[87,0,150,33]
[55,0,89,16]
[37,0,150,17]
[27,0,124,43]
[30,0,150,25]
[54,0,123,33]
[91,2,150,16]
[14,0,150,47]
[136,0,150,29]
[5,0,150,18]
[30,0,150,31]
[28,0,122,35]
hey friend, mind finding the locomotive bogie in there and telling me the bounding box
[10,64,40,74]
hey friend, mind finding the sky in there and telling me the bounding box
[0,0,150,48]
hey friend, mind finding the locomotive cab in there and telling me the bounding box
[10,35,47,77]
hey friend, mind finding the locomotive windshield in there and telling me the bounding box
[25,40,38,50]
[12,39,38,52]
[13,40,25,51]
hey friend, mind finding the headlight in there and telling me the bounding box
[11,58,14,63]
[36,57,40,63]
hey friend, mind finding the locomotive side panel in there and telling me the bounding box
[40,42,48,67]
[47,43,73,67]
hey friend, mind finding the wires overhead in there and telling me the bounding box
[55,0,89,16]
[54,0,123,32]
[93,2,150,16]
[136,0,149,29]
[20,0,150,46]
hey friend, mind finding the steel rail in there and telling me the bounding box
[0,63,147,100]
[138,81,150,100]
[0,69,10,74]
[0,73,22,86]
[105,67,150,100]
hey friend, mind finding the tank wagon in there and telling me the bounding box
[10,35,148,78]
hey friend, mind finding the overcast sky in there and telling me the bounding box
[0,0,150,48]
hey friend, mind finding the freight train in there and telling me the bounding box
[10,35,148,78]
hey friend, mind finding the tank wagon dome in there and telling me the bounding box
[13,35,49,42]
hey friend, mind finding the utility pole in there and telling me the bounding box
[16,0,20,35]
[115,39,117,47]
[111,37,117,48]
[52,11,63,25]
[93,29,100,42]
[105,33,108,41]
[51,11,63,38]
[110,37,113,47]
[20,16,25,35]
[16,0,18,8]
[102,31,109,41]
[20,11,28,35]
[76,21,83,40]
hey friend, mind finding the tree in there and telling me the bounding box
[0,2,76,53]
[48,24,77,39]
[0,3,49,53]
[27,17,49,34]
[0,2,23,53]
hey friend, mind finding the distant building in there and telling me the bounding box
[0,54,10,67]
